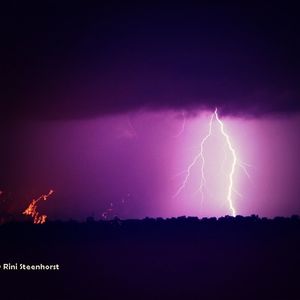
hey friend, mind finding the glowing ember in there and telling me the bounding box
[23,190,54,224]
[102,202,114,220]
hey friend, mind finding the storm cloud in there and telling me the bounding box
[3,1,300,120]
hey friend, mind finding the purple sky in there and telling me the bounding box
[2,2,300,219]
[3,110,300,220]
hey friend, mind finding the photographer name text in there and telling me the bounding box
[0,263,60,271]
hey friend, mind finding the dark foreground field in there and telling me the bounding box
[0,216,300,300]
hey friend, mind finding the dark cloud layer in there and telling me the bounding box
[2,1,300,120]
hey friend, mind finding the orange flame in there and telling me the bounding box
[23,190,54,224]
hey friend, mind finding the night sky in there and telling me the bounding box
[2,1,300,220]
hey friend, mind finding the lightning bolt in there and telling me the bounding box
[174,110,186,138]
[23,189,54,224]
[214,108,237,216]
[174,108,243,217]
[173,112,214,199]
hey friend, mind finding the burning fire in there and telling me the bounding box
[23,190,54,224]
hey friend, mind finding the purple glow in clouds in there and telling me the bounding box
[5,110,300,220]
